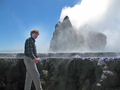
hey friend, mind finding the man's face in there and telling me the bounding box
[31,33,39,39]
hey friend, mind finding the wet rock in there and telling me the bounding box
[92,58,120,90]
[81,79,90,90]
[0,56,120,90]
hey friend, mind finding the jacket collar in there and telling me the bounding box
[31,37,35,42]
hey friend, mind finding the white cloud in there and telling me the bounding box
[60,0,120,52]
[60,0,112,29]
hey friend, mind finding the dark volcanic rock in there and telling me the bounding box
[1,55,120,90]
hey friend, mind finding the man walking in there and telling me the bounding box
[24,29,43,90]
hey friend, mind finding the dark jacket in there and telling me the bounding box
[24,37,38,59]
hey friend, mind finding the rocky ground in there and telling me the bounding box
[0,56,120,90]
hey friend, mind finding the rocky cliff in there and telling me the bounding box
[49,16,107,52]
[50,16,77,52]
[0,53,120,90]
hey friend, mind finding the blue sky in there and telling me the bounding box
[1,0,120,52]
[0,0,81,52]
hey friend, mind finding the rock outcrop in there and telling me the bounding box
[49,16,107,52]
[50,16,77,52]
[80,31,107,51]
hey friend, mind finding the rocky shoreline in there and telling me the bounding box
[0,53,120,90]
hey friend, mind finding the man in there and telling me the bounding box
[24,29,43,90]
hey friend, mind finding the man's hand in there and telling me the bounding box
[33,58,38,64]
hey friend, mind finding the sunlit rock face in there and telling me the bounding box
[50,16,77,52]
[49,16,107,52]
[79,31,107,51]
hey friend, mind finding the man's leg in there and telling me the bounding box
[30,63,43,90]
[24,56,33,90]
[24,56,43,90]
[24,71,32,90]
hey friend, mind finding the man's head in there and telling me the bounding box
[30,29,39,39]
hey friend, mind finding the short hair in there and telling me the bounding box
[30,29,39,36]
